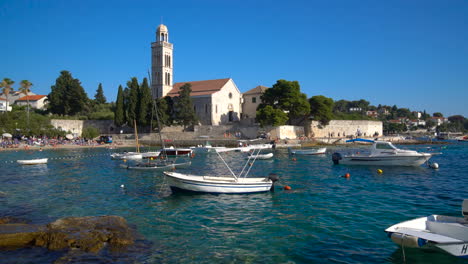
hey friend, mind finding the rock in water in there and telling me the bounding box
[0,224,45,248]
[35,215,135,253]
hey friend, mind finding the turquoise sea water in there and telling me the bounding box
[0,143,467,263]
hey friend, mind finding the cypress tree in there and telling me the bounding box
[126,77,139,124]
[114,85,125,126]
[137,78,152,126]
[95,83,107,104]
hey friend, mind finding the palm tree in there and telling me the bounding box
[19,80,33,127]
[1,78,15,114]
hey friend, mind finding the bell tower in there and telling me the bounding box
[151,24,173,98]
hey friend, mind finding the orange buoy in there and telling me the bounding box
[191,153,195,158]
[344,173,350,178]
[292,157,297,161]
[284,185,291,190]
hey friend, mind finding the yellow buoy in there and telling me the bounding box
[377,169,383,174]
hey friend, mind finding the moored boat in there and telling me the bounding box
[160,147,193,156]
[163,148,279,194]
[17,158,48,165]
[385,199,468,258]
[288,147,326,155]
[332,138,435,166]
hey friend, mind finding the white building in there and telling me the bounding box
[150,24,243,125]
[15,95,48,110]
[0,97,12,112]
[166,78,242,125]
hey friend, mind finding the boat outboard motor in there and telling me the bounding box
[268,173,279,191]
[332,153,342,165]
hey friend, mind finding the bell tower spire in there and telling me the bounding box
[151,24,173,98]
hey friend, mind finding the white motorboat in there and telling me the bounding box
[385,199,468,258]
[17,158,48,165]
[141,151,161,159]
[160,146,193,156]
[247,152,274,160]
[163,148,279,194]
[288,147,326,155]
[110,152,143,160]
[332,138,435,166]
[190,142,226,153]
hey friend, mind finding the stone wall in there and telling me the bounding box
[51,119,116,136]
[268,125,305,140]
[308,120,382,138]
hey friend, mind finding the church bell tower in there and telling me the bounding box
[151,24,173,98]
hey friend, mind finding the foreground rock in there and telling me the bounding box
[0,215,136,254]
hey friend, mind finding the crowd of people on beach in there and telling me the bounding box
[0,135,103,150]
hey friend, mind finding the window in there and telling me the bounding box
[205,104,208,113]
[216,105,218,113]
[229,92,232,99]
[252,97,256,103]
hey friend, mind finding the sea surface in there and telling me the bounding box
[0,142,467,263]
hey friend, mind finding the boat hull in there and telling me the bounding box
[163,172,273,194]
[160,148,193,156]
[289,147,326,155]
[338,154,431,166]
[17,158,48,165]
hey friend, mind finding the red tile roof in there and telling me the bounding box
[16,95,47,101]
[0,97,6,101]
[167,78,231,97]
[243,85,268,95]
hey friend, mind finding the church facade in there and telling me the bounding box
[150,24,242,125]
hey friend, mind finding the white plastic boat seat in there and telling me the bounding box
[463,199,468,219]
[203,176,237,182]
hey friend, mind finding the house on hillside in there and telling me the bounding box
[166,78,242,125]
[241,85,267,124]
[15,95,48,110]
[0,97,12,112]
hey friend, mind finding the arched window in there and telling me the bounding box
[168,73,171,85]
[229,92,232,99]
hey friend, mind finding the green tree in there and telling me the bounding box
[126,77,139,123]
[1,78,14,114]
[174,83,198,130]
[94,83,106,104]
[256,105,288,127]
[163,96,175,125]
[433,112,443,117]
[259,80,310,124]
[309,95,334,127]
[154,97,170,129]
[333,100,349,113]
[137,78,152,127]
[81,126,100,139]
[19,80,33,127]
[48,71,89,115]
[114,85,125,126]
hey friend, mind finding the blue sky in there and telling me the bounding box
[1,0,467,117]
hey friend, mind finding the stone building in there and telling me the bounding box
[166,78,242,125]
[241,85,267,124]
[151,24,173,99]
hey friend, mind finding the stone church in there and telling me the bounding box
[150,24,242,125]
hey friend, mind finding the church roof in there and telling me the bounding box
[168,78,231,97]
[243,85,268,95]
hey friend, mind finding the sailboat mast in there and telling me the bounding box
[134,119,140,153]
[148,70,167,152]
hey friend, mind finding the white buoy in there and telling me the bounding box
[429,162,439,169]
[120,184,125,188]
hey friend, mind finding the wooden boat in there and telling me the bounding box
[126,161,191,170]
[160,147,193,156]
[163,148,279,194]
[288,147,326,155]
[385,199,468,258]
[17,158,48,165]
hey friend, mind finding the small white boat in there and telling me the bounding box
[17,158,48,165]
[332,138,435,166]
[163,148,279,194]
[288,147,326,155]
[160,147,193,156]
[110,152,143,160]
[247,152,274,160]
[163,171,276,193]
[141,151,161,159]
[385,199,468,258]
[190,142,226,153]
